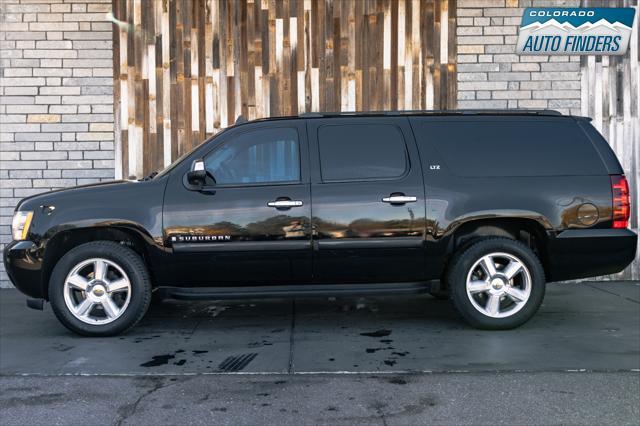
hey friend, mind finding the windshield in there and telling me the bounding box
[154,128,229,179]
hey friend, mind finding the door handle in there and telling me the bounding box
[267,200,303,208]
[382,195,417,204]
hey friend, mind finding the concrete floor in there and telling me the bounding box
[1,372,638,425]
[1,281,639,424]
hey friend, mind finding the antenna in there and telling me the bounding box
[235,115,248,125]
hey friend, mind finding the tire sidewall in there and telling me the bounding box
[49,242,150,337]
[449,239,546,329]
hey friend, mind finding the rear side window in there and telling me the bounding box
[318,124,407,181]
[420,119,607,177]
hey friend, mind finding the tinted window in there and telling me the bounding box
[421,118,606,177]
[578,121,623,175]
[205,127,300,184]
[318,124,407,181]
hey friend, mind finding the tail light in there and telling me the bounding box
[611,175,630,229]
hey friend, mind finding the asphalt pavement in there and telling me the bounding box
[1,281,639,425]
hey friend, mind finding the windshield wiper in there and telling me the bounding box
[139,171,158,181]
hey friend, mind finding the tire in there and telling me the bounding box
[447,237,545,330]
[48,241,152,337]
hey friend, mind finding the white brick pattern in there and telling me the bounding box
[0,0,114,287]
[457,0,582,113]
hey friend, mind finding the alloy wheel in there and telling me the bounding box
[465,252,532,319]
[63,258,132,325]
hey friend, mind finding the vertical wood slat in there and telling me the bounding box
[113,0,457,177]
[580,0,639,280]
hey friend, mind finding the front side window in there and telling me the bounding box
[318,123,408,181]
[205,127,300,185]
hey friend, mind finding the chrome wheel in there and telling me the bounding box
[63,258,132,325]
[465,252,532,319]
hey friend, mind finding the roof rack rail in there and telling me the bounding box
[298,109,563,118]
[454,109,562,116]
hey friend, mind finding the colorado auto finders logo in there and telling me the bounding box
[516,8,635,55]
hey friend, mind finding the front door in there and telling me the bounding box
[162,121,312,286]
[308,117,427,284]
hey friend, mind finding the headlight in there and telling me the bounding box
[12,211,33,241]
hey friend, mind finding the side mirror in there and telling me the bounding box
[187,159,206,185]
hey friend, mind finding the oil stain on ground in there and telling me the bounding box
[140,354,175,367]
[360,329,392,338]
[140,349,202,367]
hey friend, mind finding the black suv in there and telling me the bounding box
[4,110,636,336]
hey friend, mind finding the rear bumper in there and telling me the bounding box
[546,228,637,281]
[3,240,45,299]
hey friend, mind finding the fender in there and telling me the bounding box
[7,177,168,299]
[42,220,161,251]
[38,221,165,298]
[442,209,554,239]
[423,209,554,281]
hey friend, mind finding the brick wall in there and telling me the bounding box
[457,0,582,114]
[0,0,114,287]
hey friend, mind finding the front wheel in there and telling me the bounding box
[48,241,152,336]
[447,238,546,330]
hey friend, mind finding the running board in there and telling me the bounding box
[157,282,432,300]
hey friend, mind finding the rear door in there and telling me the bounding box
[308,117,427,284]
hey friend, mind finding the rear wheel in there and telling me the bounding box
[49,241,152,336]
[447,238,545,330]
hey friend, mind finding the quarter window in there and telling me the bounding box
[205,127,300,185]
[318,124,407,181]
[422,119,606,177]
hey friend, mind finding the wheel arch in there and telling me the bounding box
[41,226,156,300]
[444,216,551,281]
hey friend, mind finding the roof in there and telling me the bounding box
[233,109,590,126]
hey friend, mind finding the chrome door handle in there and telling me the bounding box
[382,195,417,204]
[267,200,303,208]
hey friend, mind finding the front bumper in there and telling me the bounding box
[546,228,638,281]
[3,240,45,299]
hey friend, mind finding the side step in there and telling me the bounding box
[157,282,433,300]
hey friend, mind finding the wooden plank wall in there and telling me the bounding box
[112,0,457,179]
[581,0,639,280]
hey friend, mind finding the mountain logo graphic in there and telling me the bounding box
[516,8,636,55]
